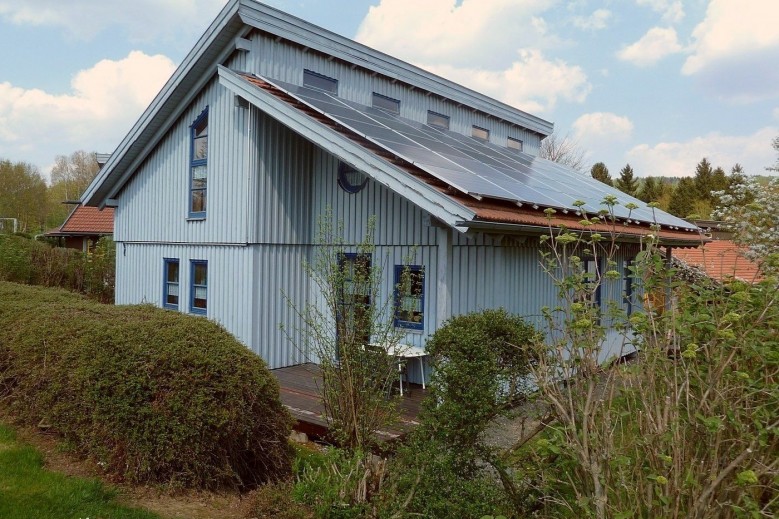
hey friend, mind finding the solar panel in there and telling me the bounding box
[257,75,697,231]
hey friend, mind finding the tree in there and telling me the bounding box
[614,163,638,197]
[0,159,48,233]
[714,176,779,266]
[590,162,612,186]
[668,176,696,217]
[47,150,101,228]
[50,150,100,202]
[539,132,586,172]
[637,176,662,203]
[767,136,779,172]
[693,157,714,204]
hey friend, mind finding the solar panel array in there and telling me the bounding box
[258,75,697,231]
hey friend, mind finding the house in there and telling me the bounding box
[673,240,762,283]
[45,204,114,252]
[81,0,701,375]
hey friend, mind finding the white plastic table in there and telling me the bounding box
[371,342,427,396]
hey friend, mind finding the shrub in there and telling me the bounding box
[0,282,293,488]
[378,309,540,518]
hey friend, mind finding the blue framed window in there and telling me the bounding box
[303,69,338,94]
[337,253,372,348]
[163,258,179,309]
[190,260,208,315]
[427,110,450,130]
[507,136,523,152]
[394,265,425,330]
[189,107,208,218]
[624,258,636,316]
[372,92,400,114]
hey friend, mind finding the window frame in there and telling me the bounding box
[472,125,490,141]
[190,259,208,315]
[372,92,400,114]
[303,69,338,94]
[426,110,450,130]
[394,264,425,331]
[189,107,209,219]
[507,136,523,152]
[163,258,180,310]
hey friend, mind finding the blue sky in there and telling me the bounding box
[1,0,777,180]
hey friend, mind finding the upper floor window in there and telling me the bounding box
[303,69,338,94]
[163,258,180,310]
[507,136,523,152]
[472,125,490,141]
[190,260,208,315]
[394,265,425,330]
[427,110,450,130]
[372,93,400,114]
[190,108,208,218]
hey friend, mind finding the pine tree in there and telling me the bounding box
[615,164,639,197]
[668,177,696,218]
[590,162,613,186]
[693,158,714,203]
[637,176,661,203]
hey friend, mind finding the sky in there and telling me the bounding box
[0,0,777,182]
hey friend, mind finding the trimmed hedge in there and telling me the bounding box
[0,282,292,488]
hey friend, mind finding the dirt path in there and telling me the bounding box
[0,411,247,519]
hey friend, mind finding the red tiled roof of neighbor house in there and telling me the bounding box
[673,240,762,283]
[55,205,114,235]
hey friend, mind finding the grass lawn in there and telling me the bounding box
[0,423,160,519]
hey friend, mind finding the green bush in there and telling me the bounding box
[0,234,115,301]
[0,282,293,488]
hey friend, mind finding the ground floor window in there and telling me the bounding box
[163,258,180,309]
[190,260,208,314]
[394,265,425,330]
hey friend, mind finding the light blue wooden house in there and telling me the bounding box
[82,0,700,376]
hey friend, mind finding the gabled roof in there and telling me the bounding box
[673,240,762,283]
[46,205,114,237]
[81,0,550,209]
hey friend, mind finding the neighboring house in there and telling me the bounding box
[45,204,114,252]
[81,0,701,375]
[674,240,762,283]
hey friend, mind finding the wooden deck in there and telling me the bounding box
[272,363,426,441]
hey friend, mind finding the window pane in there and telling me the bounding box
[472,126,489,141]
[191,189,206,213]
[167,262,179,283]
[193,264,207,285]
[507,137,523,151]
[167,283,179,297]
[372,93,400,114]
[193,136,208,160]
[193,296,207,310]
[303,69,338,94]
[194,117,207,138]
[427,111,449,130]
[192,165,207,182]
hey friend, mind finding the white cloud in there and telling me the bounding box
[618,27,682,66]
[681,0,779,102]
[573,112,634,144]
[636,0,684,24]
[0,51,175,178]
[626,127,778,177]
[356,0,558,69]
[425,49,590,114]
[773,108,779,121]
[0,0,225,41]
[573,9,611,31]
[355,0,589,113]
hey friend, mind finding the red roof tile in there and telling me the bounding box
[673,240,762,283]
[57,205,114,235]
